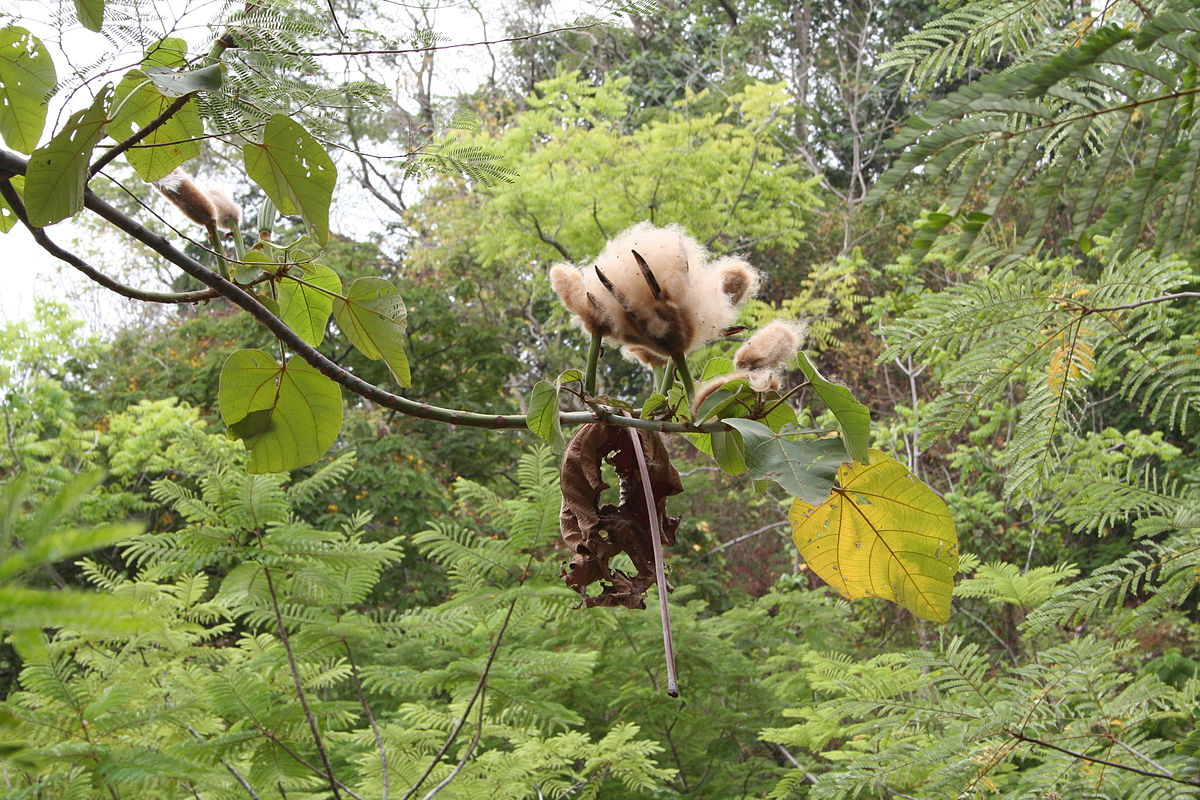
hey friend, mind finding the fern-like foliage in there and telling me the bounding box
[875,4,1200,257]
[880,243,1200,497]
[765,636,1200,798]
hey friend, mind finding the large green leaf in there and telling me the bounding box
[23,87,110,227]
[243,114,336,245]
[73,0,105,31]
[0,175,23,233]
[109,39,205,182]
[0,27,55,154]
[796,352,871,463]
[218,349,343,474]
[790,450,958,622]
[722,418,848,504]
[333,277,410,387]
[278,264,341,346]
[526,380,565,452]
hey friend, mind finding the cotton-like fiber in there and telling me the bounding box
[549,221,760,363]
[734,320,807,372]
[154,169,217,229]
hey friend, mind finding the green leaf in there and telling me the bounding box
[722,418,848,504]
[333,277,410,387]
[243,114,337,245]
[218,349,343,473]
[789,450,958,622]
[109,41,205,182]
[526,380,565,452]
[23,87,111,227]
[640,392,667,419]
[278,264,341,346]
[796,352,870,463]
[73,0,105,31]
[0,175,23,233]
[142,63,223,97]
[711,429,747,474]
[558,368,583,384]
[0,27,56,153]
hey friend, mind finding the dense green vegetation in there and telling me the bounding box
[1,0,1199,797]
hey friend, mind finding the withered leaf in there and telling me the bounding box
[559,423,683,609]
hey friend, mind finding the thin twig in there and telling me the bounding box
[255,542,342,800]
[181,724,263,800]
[399,592,522,800]
[418,687,487,800]
[624,413,679,697]
[258,23,602,57]
[701,521,788,559]
[1005,730,1200,787]
[344,643,389,800]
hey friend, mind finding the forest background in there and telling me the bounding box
[1,0,1199,798]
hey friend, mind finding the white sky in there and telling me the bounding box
[0,0,595,328]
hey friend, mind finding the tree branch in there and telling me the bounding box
[1,149,729,435]
[0,178,223,303]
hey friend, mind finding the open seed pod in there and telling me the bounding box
[559,423,683,609]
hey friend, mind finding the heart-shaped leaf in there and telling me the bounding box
[219,349,343,473]
[333,277,410,387]
[722,417,848,504]
[243,114,336,245]
[796,352,870,463]
[278,264,341,346]
[790,450,958,622]
[24,86,111,227]
[0,27,56,154]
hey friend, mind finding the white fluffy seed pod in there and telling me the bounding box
[734,320,808,372]
[549,221,761,362]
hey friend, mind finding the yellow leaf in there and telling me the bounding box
[789,450,958,622]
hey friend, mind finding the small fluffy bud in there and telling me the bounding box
[154,169,217,228]
[734,320,807,372]
[715,256,759,306]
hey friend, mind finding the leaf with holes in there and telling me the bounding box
[278,264,341,346]
[218,349,342,474]
[24,87,110,227]
[110,41,206,181]
[243,114,336,245]
[0,27,56,154]
[722,418,845,501]
[796,352,870,463]
[789,450,958,622]
[333,277,410,387]
[0,175,23,233]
